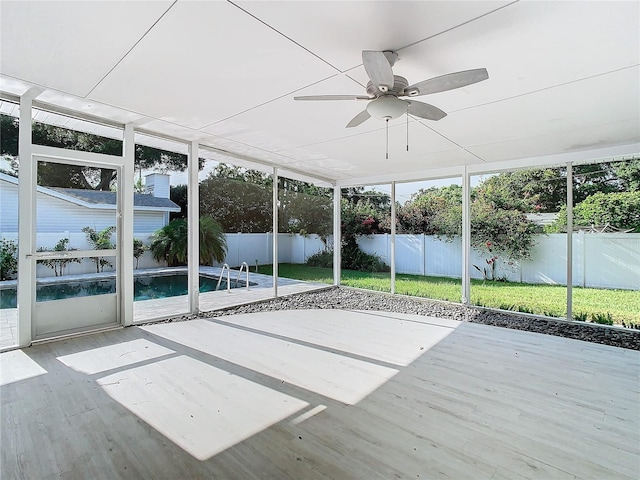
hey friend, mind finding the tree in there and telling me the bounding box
[612,159,640,192]
[551,191,640,232]
[198,175,272,233]
[477,168,566,213]
[277,180,332,240]
[339,195,390,272]
[1,113,195,191]
[0,115,18,160]
[384,185,462,235]
[150,216,227,267]
[133,239,147,269]
[379,182,538,271]
[169,184,188,220]
[471,202,538,257]
[82,226,116,272]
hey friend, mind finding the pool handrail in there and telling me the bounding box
[236,262,250,290]
[216,263,231,293]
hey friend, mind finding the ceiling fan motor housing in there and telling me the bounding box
[366,75,409,97]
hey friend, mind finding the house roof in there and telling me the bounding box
[0,173,180,212]
[51,187,180,211]
[0,2,638,186]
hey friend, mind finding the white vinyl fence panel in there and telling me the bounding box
[2,229,638,289]
[354,233,639,290]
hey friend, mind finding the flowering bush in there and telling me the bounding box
[473,240,500,280]
[0,239,18,281]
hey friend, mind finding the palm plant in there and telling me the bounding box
[150,216,226,266]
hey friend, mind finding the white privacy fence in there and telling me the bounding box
[2,231,638,290]
[359,233,640,290]
[223,232,639,290]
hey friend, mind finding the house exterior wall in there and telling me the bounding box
[0,179,168,236]
[0,178,19,233]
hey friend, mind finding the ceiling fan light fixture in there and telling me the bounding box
[366,96,407,120]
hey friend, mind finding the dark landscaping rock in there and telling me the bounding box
[148,286,640,351]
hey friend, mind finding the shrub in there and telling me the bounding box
[306,248,333,268]
[0,239,18,280]
[150,216,227,266]
[82,226,116,273]
[590,312,614,325]
[573,312,588,322]
[306,247,389,272]
[36,238,82,276]
[341,245,389,272]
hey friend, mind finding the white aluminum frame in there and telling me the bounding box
[28,149,126,341]
[7,89,637,349]
[188,141,199,314]
[273,167,279,297]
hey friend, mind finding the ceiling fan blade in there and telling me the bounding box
[404,68,489,96]
[294,95,370,101]
[346,110,371,128]
[407,100,447,121]
[362,50,394,93]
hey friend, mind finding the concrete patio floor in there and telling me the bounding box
[0,267,329,350]
[1,308,638,479]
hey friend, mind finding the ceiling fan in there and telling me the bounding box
[294,50,488,128]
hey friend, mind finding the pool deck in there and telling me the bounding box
[0,266,330,350]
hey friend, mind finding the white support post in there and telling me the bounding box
[461,167,471,304]
[16,90,37,347]
[566,163,573,321]
[120,124,135,326]
[333,186,341,286]
[421,234,426,277]
[188,141,199,314]
[390,181,396,294]
[272,168,279,297]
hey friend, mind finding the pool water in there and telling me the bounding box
[0,274,244,309]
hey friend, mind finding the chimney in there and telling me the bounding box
[144,173,170,199]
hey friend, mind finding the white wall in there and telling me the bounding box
[0,179,168,235]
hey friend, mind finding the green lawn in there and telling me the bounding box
[259,263,640,325]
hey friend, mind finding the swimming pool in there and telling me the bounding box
[0,273,248,309]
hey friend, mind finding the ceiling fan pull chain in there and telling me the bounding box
[386,118,389,159]
[406,106,409,152]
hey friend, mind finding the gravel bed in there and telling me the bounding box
[150,286,640,350]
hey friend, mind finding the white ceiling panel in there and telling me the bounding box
[277,121,466,179]
[199,135,339,181]
[89,1,337,129]
[236,1,510,72]
[370,1,640,114]
[1,1,638,185]
[0,1,173,96]
[203,74,371,149]
[468,118,640,164]
[36,90,145,125]
[435,66,640,152]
